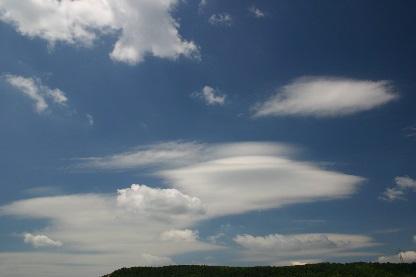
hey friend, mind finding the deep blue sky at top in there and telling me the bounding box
[0,0,415,255]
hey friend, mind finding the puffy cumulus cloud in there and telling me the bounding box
[0,0,198,65]
[209,13,232,26]
[160,229,198,242]
[380,176,416,201]
[79,141,364,217]
[192,86,226,106]
[3,74,67,113]
[252,77,398,118]
[234,233,377,262]
[117,184,205,217]
[248,6,265,18]
[378,251,416,263]
[0,187,219,277]
[23,233,62,248]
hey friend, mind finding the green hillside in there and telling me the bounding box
[103,263,416,277]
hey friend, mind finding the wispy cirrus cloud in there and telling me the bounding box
[0,0,198,65]
[3,74,67,113]
[252,77,398,118]
[380,176,416,201]
[403,125,416,138]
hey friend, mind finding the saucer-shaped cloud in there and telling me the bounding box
[80,141,364,217]
[253,77,397,117]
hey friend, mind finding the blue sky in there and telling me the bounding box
[0,0,416,276]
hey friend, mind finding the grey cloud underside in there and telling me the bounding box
[0,141,366,276]
[0,188,221,276]
[234,233,378,262]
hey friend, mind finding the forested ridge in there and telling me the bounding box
[103,263,416,277]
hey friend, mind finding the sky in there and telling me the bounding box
[0,0,416,276]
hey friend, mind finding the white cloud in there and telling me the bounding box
[253,77,398,118]
[380,187,405,201]
[23,233,62,248]
[395,176,416,189]
[117,184,205,218]
[249,6,265,18]
[403,126,416,138]
[380,176,416,201]
[79,141,364,217]
[414,235,416,243]
[192,86,226,106]
[3,74,67,113]
[378,251,416,263]
[0,0,198,65]
[46,88,67,105]
[159,145,364,217]
[234,233,377,262]
[0,187,219,277]
[198,0,208,10]
[272,259,321,266]
[289,260,320,266]
[79,141,203,170]
[160,229,198,242]
[0,141,368,276]
[86,113,94,126]
[209,13,232,26]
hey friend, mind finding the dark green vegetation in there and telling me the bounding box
[104,263,416,277]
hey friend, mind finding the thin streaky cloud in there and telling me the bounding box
[2,74,68,114]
